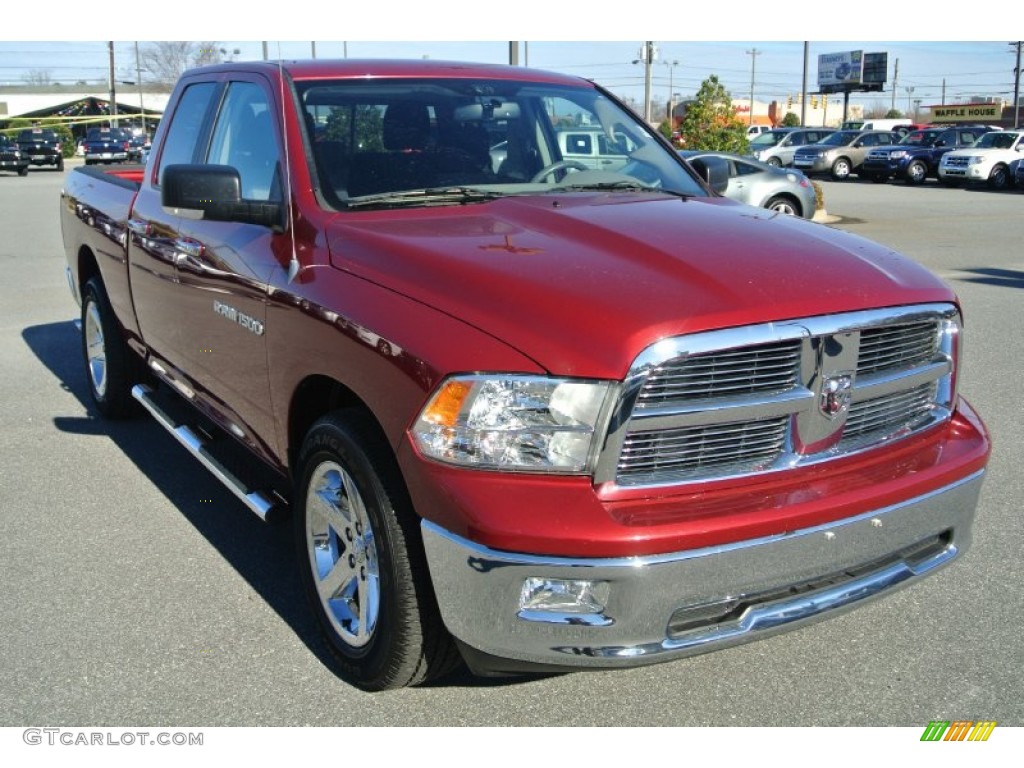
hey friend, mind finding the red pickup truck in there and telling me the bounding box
[61,60,990,691]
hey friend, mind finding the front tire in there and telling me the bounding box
[766,157,782,168]
[295,411,460,691]
[830,157,852,180]
[81,277,136,418]
[905,160,928,185]
[988,164,1010,190]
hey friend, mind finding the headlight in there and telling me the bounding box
[968,156,984,165]
[889,150,908,159]
[412,375,614,473]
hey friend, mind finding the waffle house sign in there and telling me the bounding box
[930,103,1002,122]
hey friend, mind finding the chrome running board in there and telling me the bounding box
[132,384,283,522]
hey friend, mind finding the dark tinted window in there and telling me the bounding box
[158,81,217,183]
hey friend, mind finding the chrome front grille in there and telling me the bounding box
[857,321,939,374]
[600,305,959,488]
[636,340,801,408]
[944,156,969,168]
[617,418,789,483]
[841,382,938,446]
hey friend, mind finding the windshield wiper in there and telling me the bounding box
[553,181,693,198]
[345,186,505,209]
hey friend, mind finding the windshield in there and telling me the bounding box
[820,131,858,147]
[973,132,1020,150]
[750,131,789,148]
[297,77,707,208]
[899,130,941,146]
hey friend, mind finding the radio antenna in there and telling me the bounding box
[277,45,300,283]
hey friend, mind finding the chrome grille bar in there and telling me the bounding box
[598,304,959,489]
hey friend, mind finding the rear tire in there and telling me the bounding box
[764,195,801,217]
[295,411,461,691]
[18,166,28,177]
[81,277,137,419]
[766,157,782,168]
[56,156,64,172]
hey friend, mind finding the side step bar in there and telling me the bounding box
[131,384,285,522]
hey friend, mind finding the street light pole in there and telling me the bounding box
[905,86,915,117]
[663,59,680,122]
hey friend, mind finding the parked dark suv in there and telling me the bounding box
[16,128,64,171]
[0,134,30,176]
[861,126,987,184]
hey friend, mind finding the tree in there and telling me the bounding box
[781,112,801,127]
[884,108,904,119]
[139,42,222,89]
[324,105,385,152]
[23,69,53,87]
[676,75,748,152]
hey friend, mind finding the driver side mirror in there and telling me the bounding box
[688,156,730,194]
[161,164,284,230]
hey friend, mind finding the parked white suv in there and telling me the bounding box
[938,130,1024,189]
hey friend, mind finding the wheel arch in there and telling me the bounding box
[77,244,100,295]
[763,193,802,217]
[287,374,393,479]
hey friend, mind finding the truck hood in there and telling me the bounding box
[325,193,955,379]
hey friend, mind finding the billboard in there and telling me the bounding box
[818,51,864,89]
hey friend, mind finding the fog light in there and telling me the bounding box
[520,578,610,614]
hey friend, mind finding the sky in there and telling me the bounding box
[0,5,1020,114]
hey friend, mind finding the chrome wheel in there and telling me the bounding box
[765,195,800,216]
[831,158,851,180]
[988,165,1009,190]
[767,157,782,167]
[305,460,380,648]
[80,277,136,418]
[84,298,108,399]
[906,161,927,184]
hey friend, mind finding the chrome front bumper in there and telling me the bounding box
[422,470,984,670]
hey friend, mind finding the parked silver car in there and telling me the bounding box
[749,127,833,167]
[681,150,818,218]
[792,130,900,180]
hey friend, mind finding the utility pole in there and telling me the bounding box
[801,42,809,127]
[311,42,317,59]
[1012,41,1022,129]
[108,41,118,127]
[905,86,915,117]
[746,48,760,126]
[509,42,519,66]
[134,41,145,135]
[891,58,899,113]
[261,42,268,61]
[644,41,654,124]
